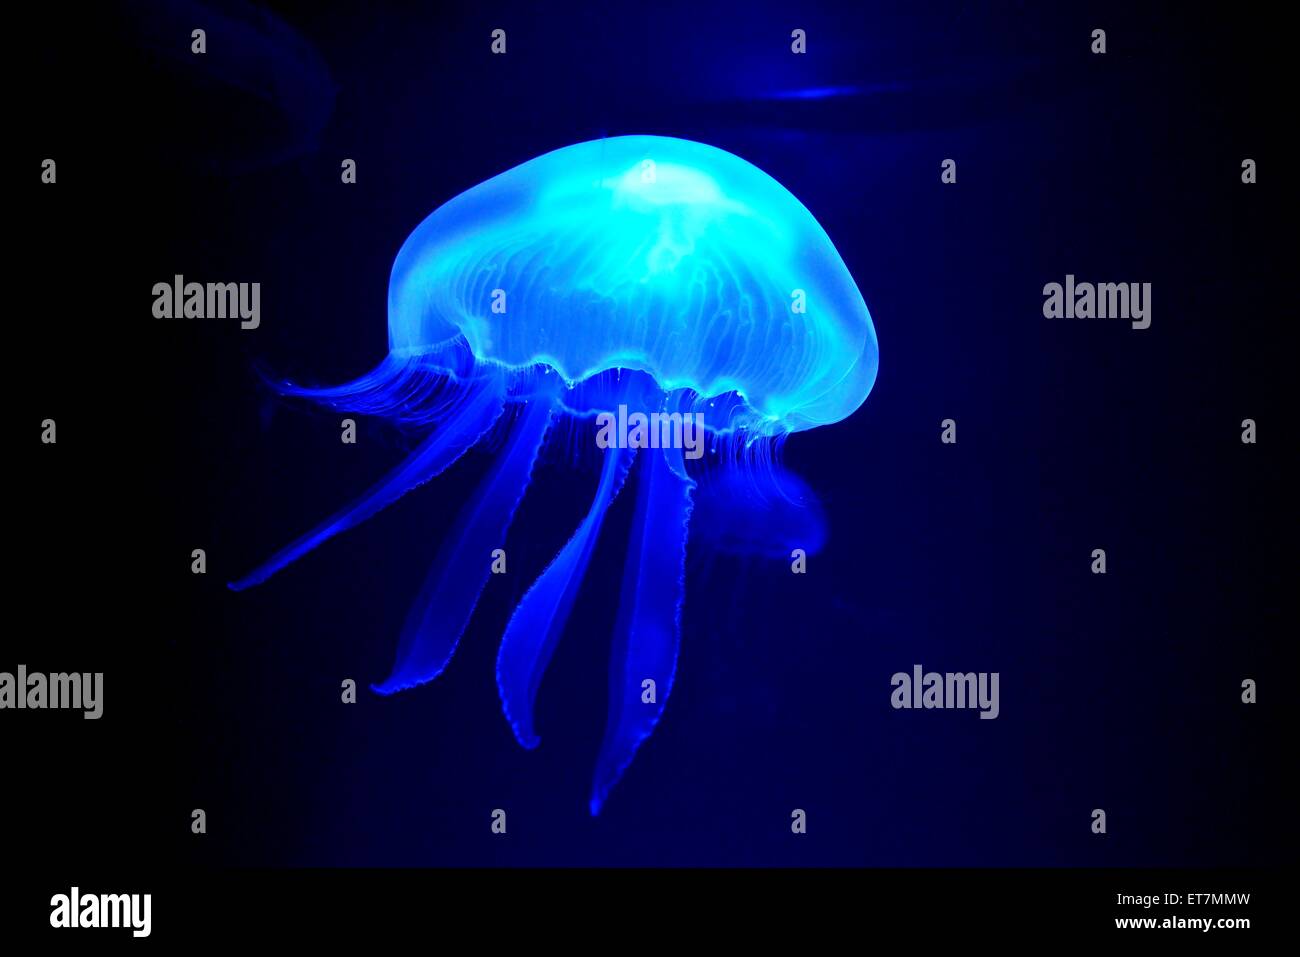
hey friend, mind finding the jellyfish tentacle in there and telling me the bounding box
[496,441,638,749]
[228,369,507,591]
[590,445,696,815]
[269,348,481,427]
[373,386,559,695]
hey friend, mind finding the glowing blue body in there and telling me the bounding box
[391,135,876,433]
[231,135,878,814]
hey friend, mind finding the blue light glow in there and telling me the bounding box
[387,134,876,434]
[230,135,878,813]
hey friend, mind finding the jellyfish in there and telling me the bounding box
[230,135,878,814]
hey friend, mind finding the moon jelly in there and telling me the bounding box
[230,135,878,814]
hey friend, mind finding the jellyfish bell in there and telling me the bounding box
[385,135,876,435]
[230,134,878,813]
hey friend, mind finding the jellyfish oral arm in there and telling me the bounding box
[590,445,695,815]
[496,440,638,750]
[227,370,506,592]
[372,389,557,695]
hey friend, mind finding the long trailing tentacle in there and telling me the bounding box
[496,440,638,749]
[228,366,507,591]
[373,383,559,694]
[263,343,481,427]
[590,444,695,815]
